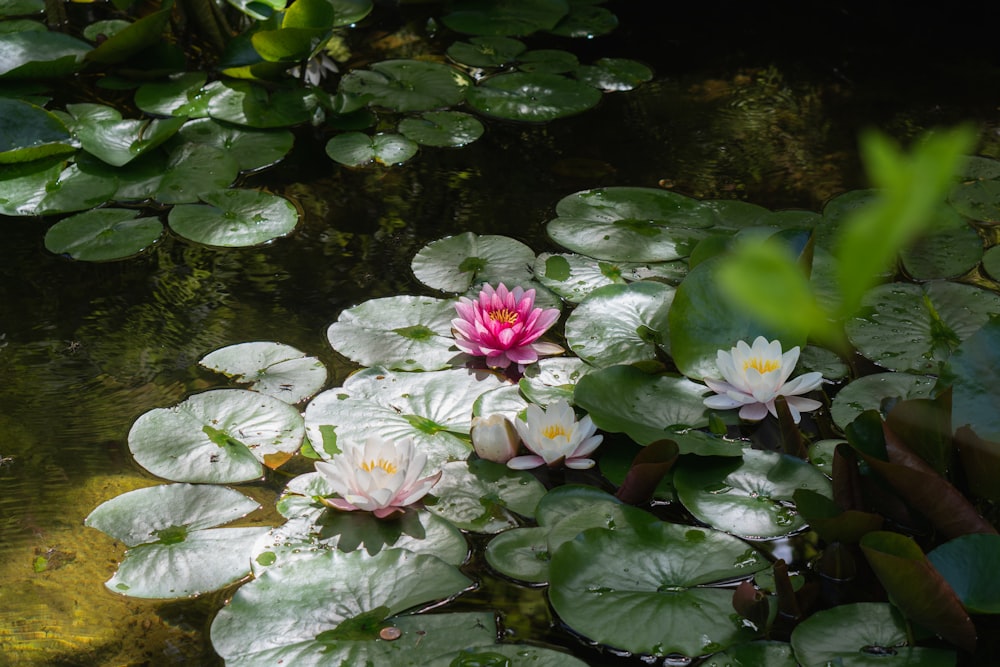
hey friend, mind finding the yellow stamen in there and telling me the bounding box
[360,458,397,474]
[489,308,519,325]
[542,424,568,440]
[743,357,779,374]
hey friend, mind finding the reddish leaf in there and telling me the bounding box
[861,531,977,653]
[775,396,808,459]
[614,439,678,505]
[794,488,884,544]
[885,389,954,475]
[733,580,770,631]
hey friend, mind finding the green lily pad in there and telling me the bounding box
[262,475,468,567]
[207,80,318,128]
[426,458,546,533]
[471,384,529,420]
[64,102,185,167]
[155,143,240,204]
[325,131,418,167]
[533,252,686,303]
[830,372,937,431]
[927,534,1000,614]
[0,98,75,163]
[44,208,163,261]
[799,344,849,380]
[790,603,956,667]
[441,0,569,36]
[947,316,1000,443]
[949,178,1000,222]
[85,483,268,598]
[168,188,298,247]
[899,207,983,280]
[411,232,536,293]
[549,516,767,657]
[846,281,1000,373]
[574,365,710,444]
[674,448,833,538]
[549,2,618,38]
[0,0,43,15]
[519,356,592,405]
[516,49,578,74]
[483,526,551,582]
[446,36,526,67]
[82,19,131,42]
[707,641,797,667]
[112,150,169,202]
[574,57,652,91]
[210,548,473,663]
[338,59,472,112]
[85,6,170,64]
[981,245,1000,281]
[808,439,847,476]
[564,281,673,367]
[128,388,305,483]
[439,644,588,666]
[134,73,213,117]
[0,30,91,79]
[175,118,294,171]
[669,254,808,380]
[466,71,601,122]
[546,187,712,262]
[326,295,458,371]
[0,157,119,216]
[200,341,327,404]
[398,111,484,148]
[304,367,506,470]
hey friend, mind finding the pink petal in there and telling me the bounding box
[507,454,545,470]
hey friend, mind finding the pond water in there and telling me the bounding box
[1,2,999,665]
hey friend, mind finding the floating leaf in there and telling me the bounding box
[574,57,652,91]
[847,281,1000,373]
[533,252,686,303]
[791,602,957,667]
[129,388,305,483]
[574,365,710,444]
[398,111,484,148]
[440,0,569,36]
[85,484,267,598]
[424,458,545,533]
[155,143,240,204]
[564,281,673,367]
[519,356,592,405]
[466,71,601,122]
[674,448,833,538]
[549,3,618,38]
[927,533,1000,614]
[410,232,536,293]
[85,7,171,64]
[65,102,185,167]
[0,31,91,79]
[44,208,163,261]
[134,73,213,117]
[0,98,75,163]
[325,131,418,166]
[168,188,298,247]
[446,36,526,67]
[899,208,983,280]
[210,549,473,663]
[830,372,937,431]
[549,515,767,657]
[175,118,294,171]
[200,341,327,404]
[207,80,318,127]
[304,367,505,470]
[338,59,472,112]
[326,295,458,371]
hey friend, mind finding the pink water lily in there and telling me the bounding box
[315,437,441,519]
[452,283,563,370]
[702,336,824,423]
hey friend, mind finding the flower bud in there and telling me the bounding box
[471,414,520,463]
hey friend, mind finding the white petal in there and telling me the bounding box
[565,457,596,470]
[780,371,825,396]
[507,455,545,470]
[738,402,769,421]
[704,394,743,410]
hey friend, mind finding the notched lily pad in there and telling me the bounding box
[168,188,298,247]
[411,232,536,293]
[466,71,601,122]
[325,131,418,167]
[337,59,472,112]
[200,341,327,404]
[425,458,546,533]
[398,111,484,148]
[44,207,163,261]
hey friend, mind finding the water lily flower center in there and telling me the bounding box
[489,307,519,326]
[542,424,569,441]
[360,458,398,474]
[743,357,779,374]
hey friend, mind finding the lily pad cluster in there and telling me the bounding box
[1,0,650,265]
[85,167,1000,665]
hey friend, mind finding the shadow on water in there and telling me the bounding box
[2,1,1000,664]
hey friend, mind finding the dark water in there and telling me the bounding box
[1,2,999,665]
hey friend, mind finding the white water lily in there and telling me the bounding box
[702,336,824,423]
[470,414,520,464]
[315,437,441,519]
[508,400,603,470]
